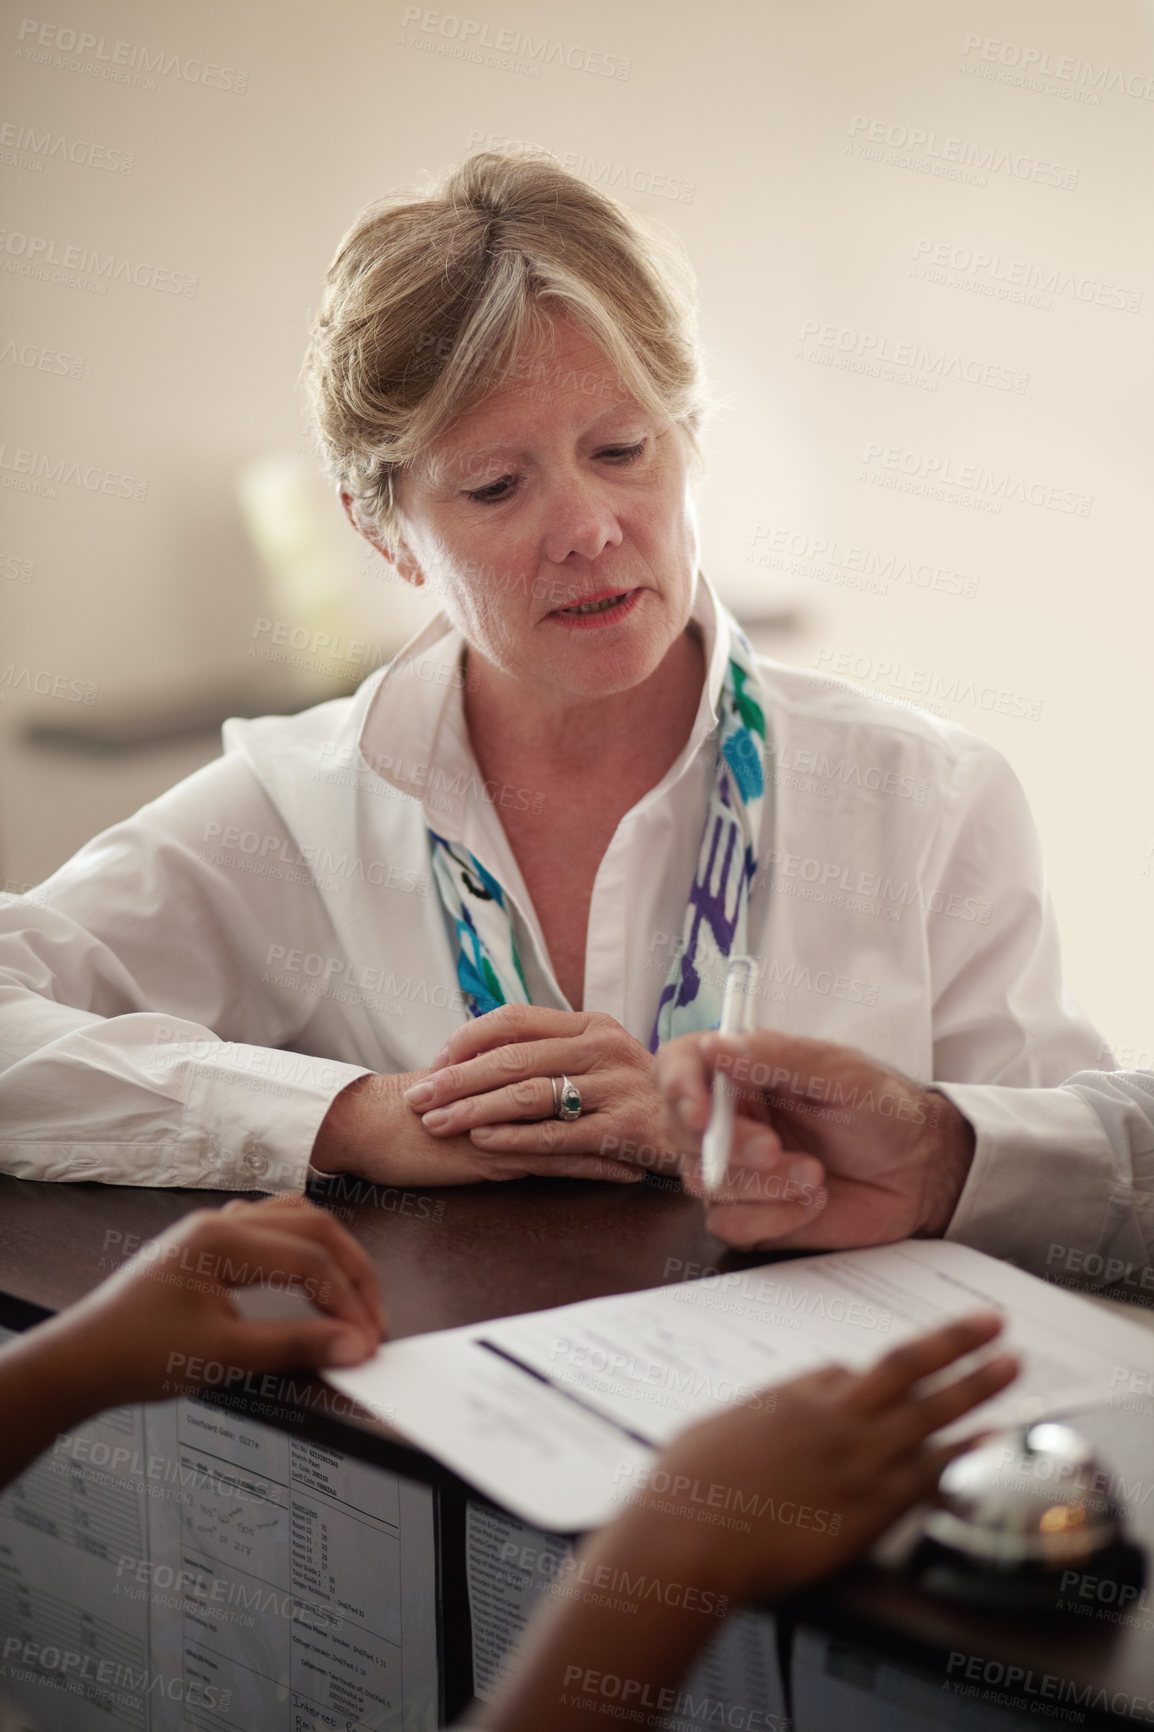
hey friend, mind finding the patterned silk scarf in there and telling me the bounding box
[428,613,767,1052]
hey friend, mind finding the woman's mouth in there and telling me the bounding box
[548,589,643,628]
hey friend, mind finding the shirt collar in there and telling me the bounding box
[357,569,735,820]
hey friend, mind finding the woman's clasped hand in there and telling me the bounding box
[403,1004,673,1182]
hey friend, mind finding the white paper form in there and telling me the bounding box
[330,1329,655,1532]
[325,1241,1154,1532]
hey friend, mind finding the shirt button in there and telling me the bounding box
[200,1134,225,1171]
[241,1138,270,1178]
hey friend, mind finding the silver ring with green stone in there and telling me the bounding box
[552,1075,582,1121]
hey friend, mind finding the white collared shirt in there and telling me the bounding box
[0,573,1108,1201]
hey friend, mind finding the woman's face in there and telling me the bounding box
[387,314,700,703]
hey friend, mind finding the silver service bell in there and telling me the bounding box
[909,1423,1146,1611]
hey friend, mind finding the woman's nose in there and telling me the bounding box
[540,474,625,565]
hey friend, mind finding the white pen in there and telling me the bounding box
[701,955,761,1196]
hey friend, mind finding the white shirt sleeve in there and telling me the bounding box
[941,1071,1154,1288]
[0,750,370,1191]
[923,738,1107,1086]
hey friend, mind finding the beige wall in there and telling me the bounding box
[1,0,1151,1062]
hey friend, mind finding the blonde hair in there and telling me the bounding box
[303,149,705,555]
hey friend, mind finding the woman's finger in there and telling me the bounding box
[848,1313,1006,1414]
[467,1112,650,1166]
[430,1005,588,1069]
[405,1034,595,1113]
[419,1074,566,1135]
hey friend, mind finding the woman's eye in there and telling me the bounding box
[462,442,644,504]
[464,474,518,505]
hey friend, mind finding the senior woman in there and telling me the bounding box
[0,151,1107,1195]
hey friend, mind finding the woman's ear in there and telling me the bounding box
[339,490,424,587]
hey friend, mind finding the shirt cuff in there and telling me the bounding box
[181,1048,371,1192]
[937,1080,1116,1277]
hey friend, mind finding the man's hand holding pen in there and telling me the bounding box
[658,1028,977,1250]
